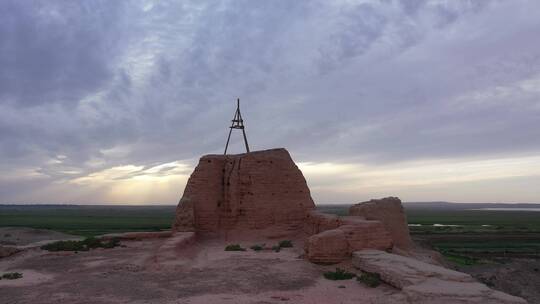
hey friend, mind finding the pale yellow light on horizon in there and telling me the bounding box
[103,174,188,205]
[63,155,540,204]
[298,154,540,203]
[67,161,191,204]
[6,154,539,204]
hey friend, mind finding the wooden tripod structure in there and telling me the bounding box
[224,98,250,154]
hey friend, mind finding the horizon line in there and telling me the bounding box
[1,201,540,206]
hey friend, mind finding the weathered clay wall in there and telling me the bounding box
[304,219,393,264]
[349,197,413,249]
[303,198,414,264]
[303,210,341,235]
[173,148,315,233]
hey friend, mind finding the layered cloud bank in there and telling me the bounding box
[1,1,539,204]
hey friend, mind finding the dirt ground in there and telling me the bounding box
[0,233,406,304]
[0,227,80,246]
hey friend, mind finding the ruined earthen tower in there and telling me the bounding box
[173,148,315,233]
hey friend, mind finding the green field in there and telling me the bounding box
[318,203,540,233]
[2,204,540,236]
[0,205,176,237]
[2,203,540,263]
[406,209,540,233]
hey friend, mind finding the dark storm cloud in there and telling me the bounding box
[1,0,540,203]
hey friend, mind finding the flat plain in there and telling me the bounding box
[2,203,539,258]
[1,202,539,303]
[0,205,175,238]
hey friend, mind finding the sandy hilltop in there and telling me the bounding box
[0,148,529,304]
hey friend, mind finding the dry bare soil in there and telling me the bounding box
[1,233,406,304]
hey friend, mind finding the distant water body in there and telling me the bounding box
[472,208,540,212]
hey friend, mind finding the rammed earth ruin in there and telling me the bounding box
[173,148,315,234]
[169,148,527,304]
[173,148,434,262]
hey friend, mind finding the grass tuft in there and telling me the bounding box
[1,272,23,280]
[225,244,246,251]
[250,244,265,251]
[357,272,381,287]
[40,237,121,252]
[278,240,293,248]
[323,268,356,280]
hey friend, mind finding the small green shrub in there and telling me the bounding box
[271,245,281,252]
[82,237,103,249]
[357,272,381,287]
[41,240,87,251]
[225,244,246,251]
[250,244,264,251]
[2,272,23,280]
[101,238,121,249]
[323,268,356,280]
[40,237,121,252]
[278,240,293,248]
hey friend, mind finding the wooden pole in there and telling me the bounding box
[224,98,250,154]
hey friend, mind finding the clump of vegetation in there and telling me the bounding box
[225,244,246,251]
[41,240,84,251]
[278,240,293,248]
[40,237,120,252]
[268,240,293,252]
[250,244,265,251]
[357,272,381,287]
[1,272,23,280]
[101,238,121,248]
[323,268,356,280]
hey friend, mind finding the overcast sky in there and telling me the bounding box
[1,0,539,205]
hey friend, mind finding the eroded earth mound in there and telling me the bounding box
[173,148,315,234]
[349,197,413,249]
[303,211,393,264]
